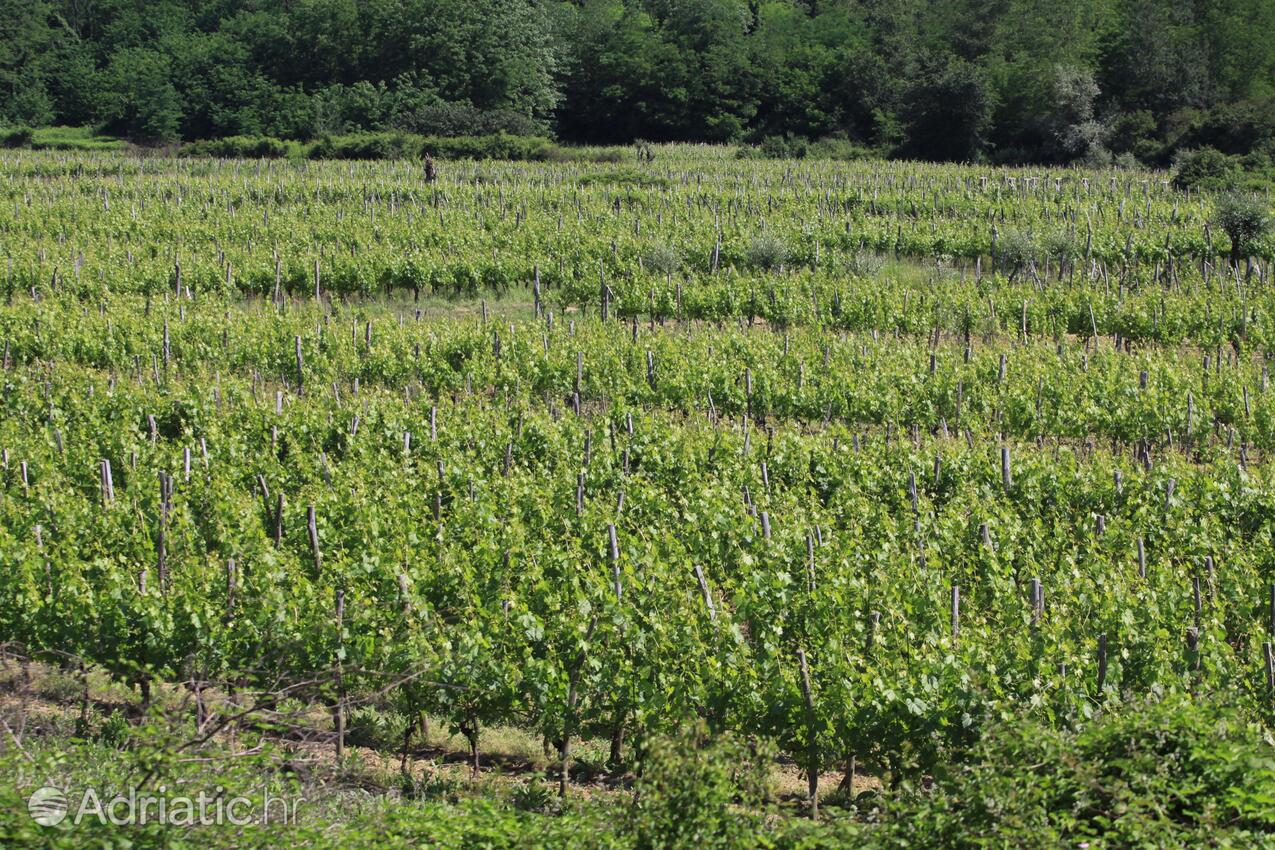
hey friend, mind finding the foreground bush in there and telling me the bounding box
[872,696,1275,849]
[627,727,772,850]
[1,697,1271,849]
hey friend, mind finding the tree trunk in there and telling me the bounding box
[608,724,625,772]
[400,723,414,774]
[838,754,856,797]
[460,718,480,778]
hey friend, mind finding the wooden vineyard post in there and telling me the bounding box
[606,523,627,769]
[608,524,621,602]
[434,461,444,523]
[805,534,816,592]
[951,584,960,641]
[693,564,716,621]
[157,471,173,592]
[574,352,583,411]
[307,505,322,572]
[273,493,285,548]
[1030,577,1042,626]
[559,616,599,797]
[1096,633,1108,695]
[797,648,818,821]
[599,259,609,321]
[225,557,238,748]
[1186,627,1201,679]
[1264,643,1274,697]
[1192,576,1202,627]
[295,336,304,394]
[225,557,236,621]
[100,459,115,505]
[533,265,541,319]
[333,588,345,764]
[1001,445,1012,490]
[273,250,282,305]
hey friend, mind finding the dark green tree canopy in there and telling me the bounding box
[0,0,1271,161]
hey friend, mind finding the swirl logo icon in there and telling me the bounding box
[28,786,69,826]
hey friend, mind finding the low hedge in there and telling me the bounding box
[180,132,559,162]
[180,136,301,159]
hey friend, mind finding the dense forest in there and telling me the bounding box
[1,0,1273,164]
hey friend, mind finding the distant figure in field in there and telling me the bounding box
[423,154,437,183]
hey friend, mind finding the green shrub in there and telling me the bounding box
[29,126,127,151]
[302,132,556,161]
[96,709,132,747]
[745,234,790,271]
[807,136,875,161]
[839,251,887,277]
[1113,151,1141,170]
[509,779,557,814]
[399,772,466,804]
[346,705,407,750]
[641,241,682,275]
[738,135,809,160]
[425,133,555,161]
[394,102,544,138]
[738,135,874,162]
[1107,109,1159,156]
[627,726,773,850]
[1213,193,1271,265]
[877,696,1275,848]
[762,134,808,159]
[995,229,1040,278]
[1177,97,1275,157]
[309,132,423,161]
[1131,137,1166,165]
[181,136,297,159]
[576,168,669,188]
[1,127,34,148]
[546,146,627,164]
[35,666,85,704]
[1172,146,1241,191]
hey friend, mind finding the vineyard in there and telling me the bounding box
[1,148,1274,847]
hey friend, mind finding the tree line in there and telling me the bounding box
[1,0,1273,165]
